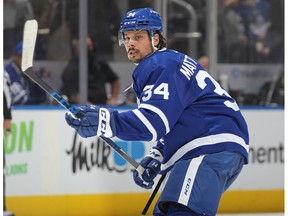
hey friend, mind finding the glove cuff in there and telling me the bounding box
[96,108,116,138]
[146,148,163,163]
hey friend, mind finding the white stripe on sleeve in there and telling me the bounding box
[132,109,157,141]
[139,103,170,134]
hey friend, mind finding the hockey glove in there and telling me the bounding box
[65,104,116,138]
[133,148,163,189]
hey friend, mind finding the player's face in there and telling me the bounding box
[123,30,154,63]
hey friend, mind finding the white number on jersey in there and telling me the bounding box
[142,83,170,101]
[196,70,239,111]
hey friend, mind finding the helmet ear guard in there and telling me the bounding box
[118,32,125,46]
[118,8,163,46]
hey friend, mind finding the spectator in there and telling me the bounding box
[29,0,72,60]
[3,71,15,216]
[60,37,120,105]
[65,0,121,60]
[4,0,34,58]
[218,0,249,63]
[265,0,284,63]
[235,0,272,62]
[4,41,48,105]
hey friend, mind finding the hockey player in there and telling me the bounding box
[65,8,249,216]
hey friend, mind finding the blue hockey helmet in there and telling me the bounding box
[119,8,163,46]
[14,41,23,55]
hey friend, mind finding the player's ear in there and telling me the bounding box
[153,34,160,47]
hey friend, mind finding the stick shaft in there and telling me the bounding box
[100,136,142,170]
[142,174,166,215]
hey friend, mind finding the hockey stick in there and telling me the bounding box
[21,19,143,173]
[142,173,166,215]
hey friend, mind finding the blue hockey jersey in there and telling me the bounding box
[113,48,249,173]
[5,61,47,105]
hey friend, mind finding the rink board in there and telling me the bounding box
[4,106,284,215]
[6,190,284,216]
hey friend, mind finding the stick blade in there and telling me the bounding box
[21,19,38,72]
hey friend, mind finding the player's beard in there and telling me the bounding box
[127,46,154,63]
[127,48,141,63]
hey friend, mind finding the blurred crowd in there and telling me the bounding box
[217,0,283,63]
[4,0,284,63]
[3,0,284,106]
[4,0,121,61]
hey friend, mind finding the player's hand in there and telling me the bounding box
[3,119,11,136]
[133,148,163,189]
[65,104,116,138]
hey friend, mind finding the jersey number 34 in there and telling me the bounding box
[142,83,169,101]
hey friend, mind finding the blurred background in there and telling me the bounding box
[3,0,284,216]
[3,0,284,106]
